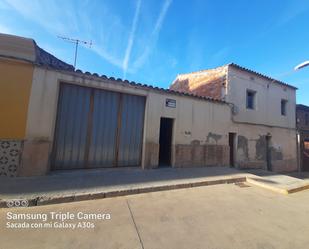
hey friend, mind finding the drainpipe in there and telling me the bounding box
[294,60,309,172]
[296,110,301,172]
[296,129,301,172]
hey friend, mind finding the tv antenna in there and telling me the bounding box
[57,36,92,69]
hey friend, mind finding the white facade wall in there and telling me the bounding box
[227,66,296,129]
[19,66,298,176]
[22,67,232,175]
[144,91,231,167]
[225,66,297,171]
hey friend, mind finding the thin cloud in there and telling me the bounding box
[92,45,123,69]
[4,0,75,34]
[4,0,172,75]
[132,0,172,71]
[4,0,125,68]
[123,0,142,78]
[152,0,172,35]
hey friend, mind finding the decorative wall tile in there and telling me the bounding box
[0,140,22,177]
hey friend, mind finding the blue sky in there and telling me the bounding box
[1,0,309,105]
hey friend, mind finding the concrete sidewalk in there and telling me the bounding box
[0,167,247,207]
[1,167,309,207]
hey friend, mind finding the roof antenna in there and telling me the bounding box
[57,36,92,69]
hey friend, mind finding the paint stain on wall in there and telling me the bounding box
[237,135,249,161]
[206,132,222,144]
[256,135,267,160]
[271,147,283,160]
[255,135,283,161]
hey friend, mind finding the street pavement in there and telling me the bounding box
[1,183,309,249]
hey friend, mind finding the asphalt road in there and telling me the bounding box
[1,183,309,249]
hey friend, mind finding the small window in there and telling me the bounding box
[281,99,287,116]
[246,90,256,110]
[305,114,309,125]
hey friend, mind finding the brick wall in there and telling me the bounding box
[170,66,227,100]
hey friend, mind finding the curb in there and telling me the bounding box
[287,183,309,194]
[0,177,246,208]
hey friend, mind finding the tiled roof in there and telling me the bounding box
[31,46,225,104]
[228,63,297,90]
[61,69,226,104]
[34,42,75,71]
[176,63,297,90]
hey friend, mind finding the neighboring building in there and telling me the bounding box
[0,34,54,177]
[0,33,298,177]
[0,33,73,177]
[171,64,297,172]
[296,104,309,171]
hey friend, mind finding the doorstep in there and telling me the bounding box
[246,174,309,194]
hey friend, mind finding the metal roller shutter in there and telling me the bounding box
[52,83,145,170]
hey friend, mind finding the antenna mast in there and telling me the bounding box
[57,36,92,69]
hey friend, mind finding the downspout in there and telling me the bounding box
[296,131,301,172]
[296,113,301,172]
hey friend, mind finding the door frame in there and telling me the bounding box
[228,132,237,167]
[158,117,174,167]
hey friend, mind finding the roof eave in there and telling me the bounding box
[228,63,297,90]
[36,65,227,105]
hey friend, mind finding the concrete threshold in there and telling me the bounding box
[246,176,309,195]
[0,176,246,208]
